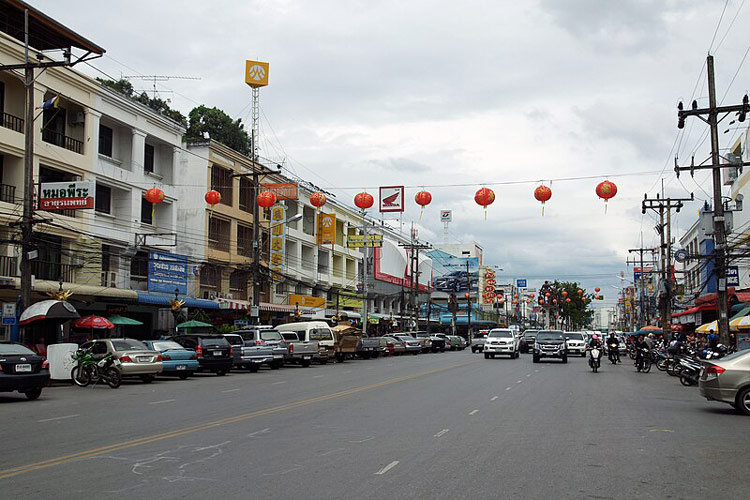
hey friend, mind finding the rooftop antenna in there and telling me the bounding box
[122,75,201,99]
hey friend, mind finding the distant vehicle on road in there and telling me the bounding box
[82,338,163,382]
[222,333,274,372]
[532,330,568,363]
[169,334,232,376]
[0,341,50,400]
[483,329,520,359]
[565,332,587,357]
[394,335,421,355]
[471,331,488,353]
[275,321,335,364]
[237,328,286,369]
[520,330,539,353]
[446,335,466,351]
[699,349,750,415]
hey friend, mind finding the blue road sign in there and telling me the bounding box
[517,279,527,288]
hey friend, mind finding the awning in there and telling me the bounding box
[136,291,218,309]
[259,302,318,314]
[216,298,249,311]
[672,304,714,318]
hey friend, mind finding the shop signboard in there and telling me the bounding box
[38,181,95,211]
[288,294,325,309]
[3,302,16,317]
[338,296,364,308]
[634,267,653,282]
[270,204,287,281]
[317,213,336,245]
[261,183,298,200]
[148,251,188,294]
[379,186,405,213]
[346,234,383,248]
[245,60,269,88]
[427,249,479,297]
[516,279,527,288]
[727,266,740,287]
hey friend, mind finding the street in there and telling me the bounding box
[1,351,748,499]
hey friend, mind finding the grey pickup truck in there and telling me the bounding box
[236,328,286,369]
[222,333,274,372]
[358,337,382,359]
[276,331,319,367]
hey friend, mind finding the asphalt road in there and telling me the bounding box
[1,349,748,499]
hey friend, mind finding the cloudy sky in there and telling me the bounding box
[32,0,750,312]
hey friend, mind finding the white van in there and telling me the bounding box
[274,321,336,364]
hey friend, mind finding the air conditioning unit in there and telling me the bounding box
[69,111,85,126]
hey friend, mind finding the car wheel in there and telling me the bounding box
[249,365,259,373]
[216,369,228,376]
[533,355,539,363]
[562,356,568,364]
[270,361,281,369]
[178,372,190,380]
[412,351,419,356]
[319,358,329,365]
[484,353,490,359]
[141,374,155,384]
[371,352,380,359]
[582,352,586,358]
[736,387,750,416]
[24,388,42,400]
[301,359,311,368]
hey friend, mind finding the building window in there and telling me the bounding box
[208,216,230,251]
[200,264,221,288]
[237,224,253,257]
[144,143,154,173]
[229,270,249,296]
[141,198,153,225]
[211,165,233,206]
[239,177,253,213]
[130,251,148,280]
[99,125,113,157]
[275,282,287,295]
[95,184,111,214]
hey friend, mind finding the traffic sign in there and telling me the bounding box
[2,316,16,325]
[516,279,527,288]
[440,210,452,222]
[2,302,16,317]
[728,266,740,286]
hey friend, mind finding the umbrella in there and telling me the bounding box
[74,315,115,330]
[107,315,144,326]
[696,320,718,334]
[729,315,750,332]
[176,320,212,329]
[639,325,661,332]
[19,300,79,326]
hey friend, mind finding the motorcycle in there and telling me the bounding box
[71,349,122,389]
[589,347,601,373]
[607,343,620,364]
[678,357,702,386]
[635,348,651,373]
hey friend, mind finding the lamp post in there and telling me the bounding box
[465,291,472,342]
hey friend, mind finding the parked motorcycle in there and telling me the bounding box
[71,349,122,389]
[678,357,702,386]
[589,347,601,373]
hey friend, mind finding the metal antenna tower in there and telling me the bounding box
[122,75,201,99]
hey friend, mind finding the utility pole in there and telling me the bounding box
[642,193,692,339]
[627,247,658,327]
[675,55,750,346]
[399,237,430,332]
[466,260,472,341]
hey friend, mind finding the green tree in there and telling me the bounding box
[186,105,251,155]
[553,281,594,330]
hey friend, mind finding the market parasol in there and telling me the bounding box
[696,320,718,334]
[638,325,662,332]
[729,315,750,332]
[74,315,115,330]
[176,320,212,329]
[107,315,144,326]
[19,300,79,326]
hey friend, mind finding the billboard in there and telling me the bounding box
[245,60,269,88]
[379,186,405,213]
[148,251,188,294]
[269,204,286,281]
[39,181,95,211]
[261,183,298,200]
[427,249,479,297]
[317,213,336,245]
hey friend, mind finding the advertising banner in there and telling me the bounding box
[346,234,383,248]
[269,204,286,281]
[379,186,405,213]
[148,251,188,294]
[317,213,336,245]
[39,181,95,211]
[634,267,653,282]
[288,294,326,309]
[427,249,479,298]
[261,183,298,200]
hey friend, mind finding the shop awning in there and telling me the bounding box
[672,304,714,318]
[259,302,318,314]
[136,291,218,309]
[30,279,138,301]
[216,298,249,310]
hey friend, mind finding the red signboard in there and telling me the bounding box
[261,183,298,200]
[38,181,95,211]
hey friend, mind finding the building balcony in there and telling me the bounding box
[1,112,23,133]
[28,261,76,282]
[42,129,83,155]
[0,255,18,277]
[0,184,16,203]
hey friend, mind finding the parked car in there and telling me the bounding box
[483,329,520,359]
[564,332,587,357]
[532,330,567,363]
[237,328,286,369]
[143,340,199,379]
[81,338,162,382]
[471,331,488,353]
[358,337,382,359]
[383,335,406,355]
[447,335,467,350]
[395,334,421,355]
[699,349,750,415]
[274,327,320,367]
[379,337,395,357]
[520,329,539,353]
[169,334,232,376]
[274,321,335,364]
[222,333,274,372]
[0,341,50,400]
[413,332,434,353]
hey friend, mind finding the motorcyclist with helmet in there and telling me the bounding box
[588,334,603,366]
[606,332,620,363]
[634,334,650,370]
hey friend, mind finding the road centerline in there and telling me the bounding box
[37,414,79,423]
[375,461,399,475]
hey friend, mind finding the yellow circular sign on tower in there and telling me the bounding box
[245,60,269,88]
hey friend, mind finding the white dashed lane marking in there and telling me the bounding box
[491,396,498,401]
[469,409,479,415]
[375,461,400,475]
[434,429,450,438]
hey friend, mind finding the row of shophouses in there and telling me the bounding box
[0,22,501,343]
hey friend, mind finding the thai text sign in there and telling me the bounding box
[148,251,188,294]
[346,234,383,248]
[269,204,286,281]
[317,213,336,245]
[288,294,326,309]
[261,183,298,200]
[39,181,95,211]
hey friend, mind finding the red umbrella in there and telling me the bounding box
[74,315,115,330]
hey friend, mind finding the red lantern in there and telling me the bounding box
[474,187,495,219]
[499,299,505,305]
[562,290,568,298]
[530,293,535,299]
[577,289,583,295]
[512,300,518,305]
[310,191,327,209]
[257,191,277,208]
[553,299,558,305]
[595,180,618,213]
[415,190,432,220]
[205,190,221,208]
[464,292,471,299]
[145,187,164,204]
[534,184,552,216]
[513,294,518,299]
[354,192,374,210]
[566,298,571,303]
[595,287,601,292]
[545,292,551,297]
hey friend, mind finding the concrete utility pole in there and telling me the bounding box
[627,247,658,327]
[641,193,693,338]
[399,238,430,332]
[675,55,750,346]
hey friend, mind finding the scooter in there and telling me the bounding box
[607,344,620,364]
[678,357,702,386]
[589,347,601,373]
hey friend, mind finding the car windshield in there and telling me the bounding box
[310,329,333,341]
[152,341,184,351]
[111,339,148,351]
[566,333,584,341]
[524,331,537,338]
[537,332,565,341]
[489,330,513,338]
[0,343,36,355]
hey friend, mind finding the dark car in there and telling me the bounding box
[433,271,479,293]
[170,334,232,376]
[532,330,568,363]
[520,329,539,353]
[0,342,50,400]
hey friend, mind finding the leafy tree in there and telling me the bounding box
[553,280,594,330]
[186,105,251,155]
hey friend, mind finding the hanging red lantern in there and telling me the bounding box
[512,300,518,305]
[566,298,571,303]
[415,190,432,220]
[538,299,544,305]
[534,184,552,216]
[595,287,601,292]
[310,191,327,209]
[545,292,551,297]
[204,190,221,210]
[577,289,583,295]
[474,187,495,219]
[145,187,165,204]
[553,299,558,305]
[562,290,568,298]
[530,293,535,299]
[257,190,277,208]
[499,299,505,305]
[513,294,518,299]
[354,191,374,210]
[595,180,618,213]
